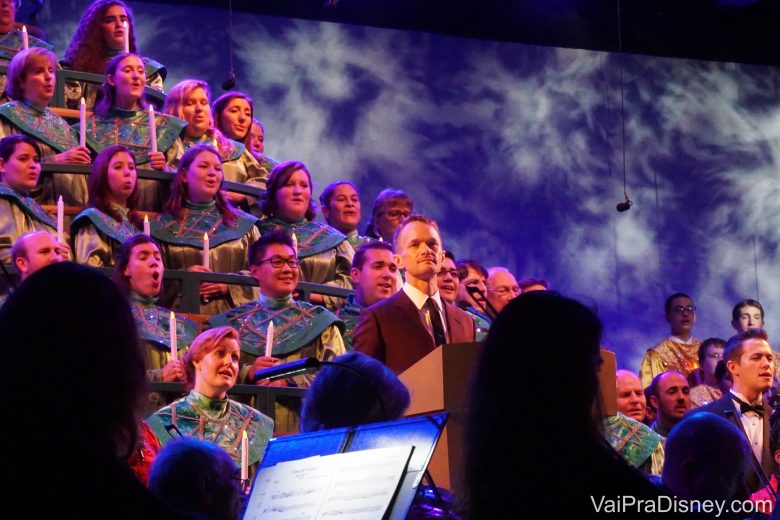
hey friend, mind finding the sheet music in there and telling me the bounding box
[244,446,414,520]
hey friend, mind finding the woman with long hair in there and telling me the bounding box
[61,0,166,109]
[259,160,353,309]
[0,48,92,205]
[163,80,269,210]
[71,145,141,266]
[151,144,260,314]
[85,52,185,211]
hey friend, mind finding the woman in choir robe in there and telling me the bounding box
[259,161,353,309]
[85,52,185,211]
[61,0,166,110]
[0,134,70,262]
[0,0,54,102]
[71,145,140,266]
[249,117,278,178]
[146,327,273,475]
[0,48,92,205]
[151,144,260,315]
[163,80,268,212]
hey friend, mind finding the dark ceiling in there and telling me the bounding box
[154,0,780,67]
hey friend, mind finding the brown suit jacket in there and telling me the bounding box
[353,289,476,374]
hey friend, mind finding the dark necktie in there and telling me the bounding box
[425,298,447,347]
[734,397,764,416]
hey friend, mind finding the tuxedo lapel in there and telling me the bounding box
[392,291,433,348]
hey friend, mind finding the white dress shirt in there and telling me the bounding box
[730,389,764,463]
[402,282,449,341]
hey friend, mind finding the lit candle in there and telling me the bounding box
[202,233,209,269]
[56,196,64,244]
[291,232,298,255]
[378,235,383,242]
[169,311,178,362]
[143,214,150,235]
[79,97,86,148]
[148,106,158,153]
[21,25,28,50]
[241,430,249,484]
[122,21,129,53]
[264,321,274,358]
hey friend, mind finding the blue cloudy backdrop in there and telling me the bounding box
[39,1,780,371]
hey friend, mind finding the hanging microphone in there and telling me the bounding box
[221,70,236,91]
[616,199,633,212]
[222,0,237,90]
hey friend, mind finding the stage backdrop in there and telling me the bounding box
[40,1,780,371]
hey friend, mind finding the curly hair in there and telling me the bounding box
[261,160,316,221]
[63,0,139,74]
[87,145,141,226]
[164,144,238,227]
[4,47,57,101]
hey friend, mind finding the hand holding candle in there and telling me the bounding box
[264,321,274,358]
[143,214,150,235]
[122,21,129,53]
[202,233,210,269]
[56,196,64,244]
[21,26,28,50]
[79,98,86,148]
[169,311,178,362]
[148,106,158,153]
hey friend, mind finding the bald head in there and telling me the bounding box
[12,231,63,281]
[486,267,520,314]
[663,412,750,501]
[615,370,646,422]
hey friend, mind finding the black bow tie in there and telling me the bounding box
[735,398,764,416]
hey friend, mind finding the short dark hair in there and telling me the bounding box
[723,328,770,364]
[319,180,358,209]
[392,214,440,250]
[248,230,294,266]
[113,234,162,295]
[664,292,693,314]
[443,250,456,263]
[351,241,394,271]
[732,299,765,322]
[647,370,686,399]
[0,133,41,163]
[519,278,550,291]
[697,337,726,366]
[300,352,410,432]
[456,258,488,281]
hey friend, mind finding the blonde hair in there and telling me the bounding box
[182,327,240,388]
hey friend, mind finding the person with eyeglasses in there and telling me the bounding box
[485,266,521,315]
[639,292,701,388]
[258,161,353,310]
[440,252,489,342]
[151,144,260,315]
[208,230,346,433]
[363,187,414,242]
[456,258,492,340]
[689,337,727,407]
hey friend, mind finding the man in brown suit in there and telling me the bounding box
[353,214,475,374]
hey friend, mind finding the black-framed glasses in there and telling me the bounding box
[257,256,300,269]
[671,305,696,314]
[383,209,411,220]
[437,268,458,278]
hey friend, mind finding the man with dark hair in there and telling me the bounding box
[436,250,459,305]
[732,299,765,333]
[208,230,346,431]
[456,258,491,340]
[647,370,691,436]
[353,214,475,374]
[519,277,549,293]
[697,329,777,494]
[337,241,397,350]
[639,292,701,387]
[149,438,242,520]
[689,337,726,407]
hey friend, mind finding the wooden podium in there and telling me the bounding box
[398,342,482,494]
[398,344,618,494]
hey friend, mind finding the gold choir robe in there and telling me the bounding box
[639,337,701,388]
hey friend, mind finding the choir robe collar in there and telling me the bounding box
[71,206,138,244]
[151,200,259,248]
[0,181,56,228]
[0,29,53,60]
[0,100,80,153]
[129,290,197,352]
[257,216,347,259]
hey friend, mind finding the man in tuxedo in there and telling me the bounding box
[697,328,777,494]
[353,214,475,374]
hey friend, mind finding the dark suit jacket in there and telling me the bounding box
[696,393,776,495]
[352,289,476,374]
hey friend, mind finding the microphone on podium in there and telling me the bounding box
[254,357,321,382]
